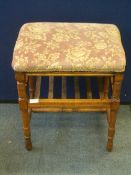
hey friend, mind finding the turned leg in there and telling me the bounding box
[107,74,123,152]
[28,76,35,121]
[107,108,117,151]
[15,72,32,150]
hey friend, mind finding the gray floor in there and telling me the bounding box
[0,104,131,175]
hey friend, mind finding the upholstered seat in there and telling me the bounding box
[12,22,126,72]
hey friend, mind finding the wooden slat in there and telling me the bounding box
[34,76,41,99]
[62,77,66,98]
[29,77,35,98]
[86,78,92,99]
[97,77,104,99]
[104,77,109,98]
[110,76,114,91]
[74,77,80,98]
[48,76,54,99]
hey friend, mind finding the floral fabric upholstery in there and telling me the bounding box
[12,22,126,72]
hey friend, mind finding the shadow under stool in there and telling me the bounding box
[12,22,126,151]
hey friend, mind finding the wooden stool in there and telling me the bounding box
[12,22,126,151]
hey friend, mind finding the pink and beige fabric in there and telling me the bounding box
[12,22,126,72]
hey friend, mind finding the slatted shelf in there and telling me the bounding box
[30,76,111,100]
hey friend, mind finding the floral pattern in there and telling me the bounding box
[12,22,126,72]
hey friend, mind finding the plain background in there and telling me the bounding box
[0,0,130,102]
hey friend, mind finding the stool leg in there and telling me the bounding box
[107,74,123,152]
[28,76,35,121]
[29,76,35,98]
[107,109,117,151]
[15,72,32,151]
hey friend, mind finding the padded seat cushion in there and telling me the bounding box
[12,22,126,72]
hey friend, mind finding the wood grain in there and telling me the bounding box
[62,77,66,99]
[34,76,41,99]
[74,77,80,99]
[48,76,54,99]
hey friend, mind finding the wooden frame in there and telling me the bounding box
[15,71,124,151]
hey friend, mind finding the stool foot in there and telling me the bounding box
[25,138,32,151]
[106,141,113,152]
[107,110,116,152]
